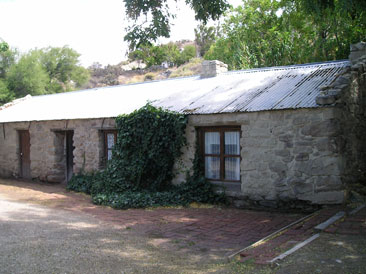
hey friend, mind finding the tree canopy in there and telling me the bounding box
[194,24,219,57]
[128,42,196,67]
[0,45,89,105]
[123,0,230,50]
[0,46,17,79]
[37,46,90,93]
[204,0,366,70]
[7,51,50,98]
[0,41,8,52]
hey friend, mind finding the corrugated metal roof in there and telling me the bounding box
[156,60,349,113]
[0,60,349,123]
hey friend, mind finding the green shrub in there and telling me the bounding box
[93,191,176,209]
[92,176,226,210]
[67,173,95,194]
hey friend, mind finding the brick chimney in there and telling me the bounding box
[349,42,366,64]
[201,60,228,78]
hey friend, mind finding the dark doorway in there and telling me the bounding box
[65,131,74,182]
[19,130,31,179]
[53,130,74,184]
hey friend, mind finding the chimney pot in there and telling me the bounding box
[349,42,366,64]
[201,60,228,78]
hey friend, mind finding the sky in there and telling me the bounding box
[0,0,242,67]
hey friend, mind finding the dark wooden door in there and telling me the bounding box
[19,130,31,179]
[65,131,74,182]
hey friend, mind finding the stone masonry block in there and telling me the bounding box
[295,153,309,161]
[300,191,345,204]
[315,176,343,192]
[301,119,341,137]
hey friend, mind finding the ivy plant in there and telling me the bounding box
[67,103,226,209]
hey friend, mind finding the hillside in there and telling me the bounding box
[84,58,203,89]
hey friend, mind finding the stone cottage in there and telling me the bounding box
[1,43,365,207]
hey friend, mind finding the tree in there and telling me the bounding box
[7,51,50,98]
[299,0,366,19]
[6,46,89,97]
[123,0,230,50]
[0,44,89,105]
[128,44,167,67]
[178,44,196,65]
[0,48,18,79]
[194,24,218,57]
[128,42,195,67]
[0,40,8,52]
[0,41,16,104]
[205,0,306,69]
[160,42,181,66]
[205,0,366,70]
[295,0,366,60]
[37,46,89,93]
[0,79,12,105]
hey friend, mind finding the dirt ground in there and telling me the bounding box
[1,194,225,274]
[274,233,366,274]
[0,179,303,259]
[227,233,366,274]
[1,178,365,273]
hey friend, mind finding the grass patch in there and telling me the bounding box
[169,58,202,78]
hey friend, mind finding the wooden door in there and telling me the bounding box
[19,130,31,179]
[65,131,74,182]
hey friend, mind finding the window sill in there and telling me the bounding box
[210,180,244,198]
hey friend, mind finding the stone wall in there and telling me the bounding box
[0,122,27,177]
[0,118,115,182]
[178,107,345,206]
[0,105,348,207]
[315,42,366,188]
[340,44,366,185]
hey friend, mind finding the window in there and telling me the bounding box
[103,130,117,162]
[199,127,241,182]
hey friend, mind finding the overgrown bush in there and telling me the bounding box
[67,173,95,194]
[67,104,226,209]
[92,174,226,210]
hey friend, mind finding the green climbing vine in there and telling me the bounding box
[67,104,225,209]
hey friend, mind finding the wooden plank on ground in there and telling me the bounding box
[314,211,345,231]
[227,212,317,261]
[268,233,320,263]
[349,204,365,215]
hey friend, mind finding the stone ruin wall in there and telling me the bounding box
[0,118,115,182]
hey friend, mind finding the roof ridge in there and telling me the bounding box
[223,60,350,76]
[0,95,32,111]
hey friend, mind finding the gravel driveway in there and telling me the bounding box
[0,195,232,274]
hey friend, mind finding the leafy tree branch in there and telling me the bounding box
[123,0,230,50]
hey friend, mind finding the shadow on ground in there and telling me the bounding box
[0,179,303,264]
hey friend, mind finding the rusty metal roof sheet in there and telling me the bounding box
[0,60,349,123]
[156,60,349,113]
